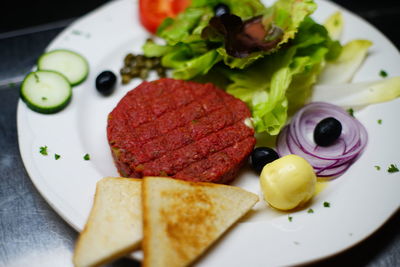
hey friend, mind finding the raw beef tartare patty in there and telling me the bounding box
[107,78,255,183]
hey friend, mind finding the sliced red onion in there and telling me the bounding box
[276,102,368,177]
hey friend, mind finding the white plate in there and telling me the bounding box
[17,0,400,266]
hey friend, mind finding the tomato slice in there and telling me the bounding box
[139,0,190,34]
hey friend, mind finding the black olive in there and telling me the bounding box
[96,71,117,96]
[214,3,230,17]
[251,147,280,173]
[139,68,149,80]
[313,117,342,147]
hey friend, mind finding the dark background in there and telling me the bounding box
[0,0,109,33]
[1,0,400,46]
[0,0,399,267]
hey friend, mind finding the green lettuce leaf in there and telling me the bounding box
[142,39,173,57]
[170,50,222,79]
[271,0,317,42]
[157,7,213,45]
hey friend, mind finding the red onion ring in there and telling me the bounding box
[276,102,368,177]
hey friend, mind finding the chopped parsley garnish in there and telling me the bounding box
[323,201,330,208]
[387,164,399,173]
[377,119,382,125]
[54,154,61,160]
[347,108,354,117]
[39,146,48,156]
[72,30,82,35]
[307,208,314,214]
[83,153,90,161]
[42,97,47,101]
[374,165,381,171]
[288,215,293,222]
[379,70,388,78]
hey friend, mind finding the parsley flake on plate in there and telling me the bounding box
[288,216,293,222]
[323,201,330,208]
[39,146,48,156]
[387,164,399,173]
[377,119,382,124]
[374,165,381,171]
[83,153,90,161]
[307,208,314,213]
[347,108,354,117]
[54,154,61,160]
[379,70,388,78]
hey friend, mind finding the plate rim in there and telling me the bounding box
[17,0,400,265]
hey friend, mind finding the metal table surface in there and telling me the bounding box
[1,1,399,266]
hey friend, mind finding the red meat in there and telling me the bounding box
[107,78,255,183]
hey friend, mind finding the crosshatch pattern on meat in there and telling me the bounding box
[107,78,256,184]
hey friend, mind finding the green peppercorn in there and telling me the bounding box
[121,74,131,84]
[130,67,140,77]
[139,69,149,80]
[124,53,134,66]
[144,58,154,68]
[136,55,145,66]
[120,67,131,75]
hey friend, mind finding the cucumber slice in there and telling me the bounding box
[37,49,89,86]
[21,71,72,114]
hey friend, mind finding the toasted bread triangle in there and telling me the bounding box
[142,176,258,267]
[73,177,142,267]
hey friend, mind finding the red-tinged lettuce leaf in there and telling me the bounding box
[202,14,284,58]
[213,0,317,69]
